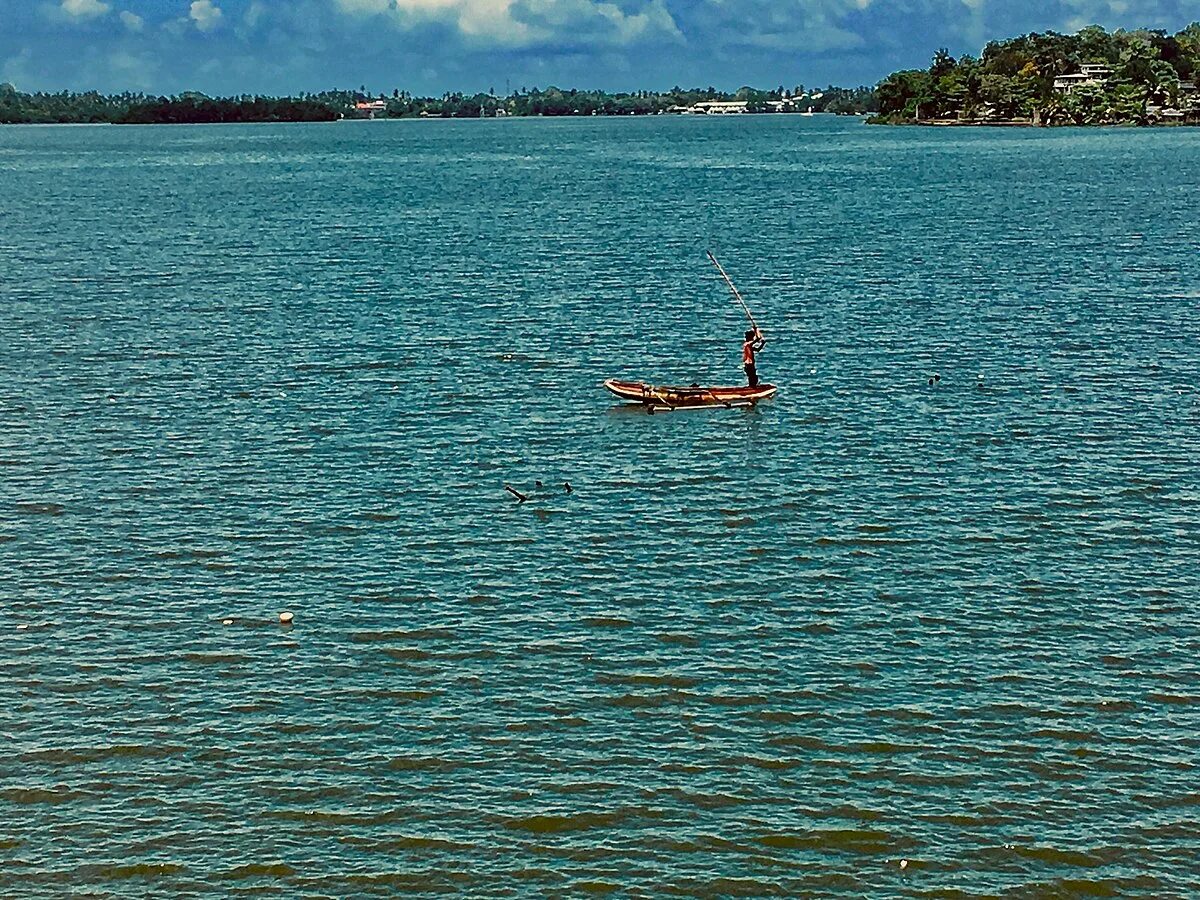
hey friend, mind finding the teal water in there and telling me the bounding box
[2,116,1199,895]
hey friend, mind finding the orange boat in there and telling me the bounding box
[603,378,777,411]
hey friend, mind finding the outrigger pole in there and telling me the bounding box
[706,250,759,333]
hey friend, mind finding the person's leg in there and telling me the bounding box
[745,364,758,387]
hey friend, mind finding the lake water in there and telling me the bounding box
[2,116,1199,895]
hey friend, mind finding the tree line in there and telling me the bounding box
[388,85,877,117]
[0,82,876,125]
[871,23,1200,125]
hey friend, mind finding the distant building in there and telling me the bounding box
[692,100,749,114]
[354,99,388,119]
[1053,63,1113,95]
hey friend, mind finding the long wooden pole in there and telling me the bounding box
[706,251,759,332]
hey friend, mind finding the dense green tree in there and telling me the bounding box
[871,20,1200,126]
[876,69,932,119]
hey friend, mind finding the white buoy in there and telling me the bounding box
[279,611,294,625]
[222,619,233,626]
[900,859,908,870]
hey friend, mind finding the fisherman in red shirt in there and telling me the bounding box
[742,328,766,387]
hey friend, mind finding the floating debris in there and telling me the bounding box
[279,611,294,625]
[564,482,573,494]
[504,485,528,504]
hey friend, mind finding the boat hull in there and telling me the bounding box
[603,379,777,410]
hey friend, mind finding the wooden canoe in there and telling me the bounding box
[603,379,777,410]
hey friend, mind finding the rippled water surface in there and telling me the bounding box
[2,117,1200,895]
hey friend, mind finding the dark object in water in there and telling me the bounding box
[504,485,528,504]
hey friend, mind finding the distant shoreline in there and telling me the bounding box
[0,85,877,125]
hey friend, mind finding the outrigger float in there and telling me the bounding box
[603,251,778,413]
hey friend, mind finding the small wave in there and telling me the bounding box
[767,734,832,751]
[814,535,917,547]
[660,788,748,809]
[184,652,250,665]
[381,647,432,661]
[222,862,297,878]
[658,876,792,896]
[362,689,440,702]
[14,501,64,515]
[1010,844,1115,867]
[1031,727,1095,742]
[1038,878,1125,897]
[1,786,87,804]
[723,754,801,771]
[1146,692,1199,706]
[502,809,632,834]
[655,632,698,646]
[756,828,915,854]
[352,628,456,642]
[343,834,476,852]
[386,755,463,772]
[848,740,919,755]
[608,692,671,709]
[596,672,700,689]
[700,693,771,707]
[572,881,621,894]
[99,863,187,879]
[341,871,474,890]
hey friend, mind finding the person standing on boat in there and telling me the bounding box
[742,328,766,387]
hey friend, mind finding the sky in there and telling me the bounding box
[1,0,1196,96]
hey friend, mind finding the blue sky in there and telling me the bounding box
[1,0,1195,95]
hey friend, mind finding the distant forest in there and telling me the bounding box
[0,83,876,125]
[872,23,1200,125]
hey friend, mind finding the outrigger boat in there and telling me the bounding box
[604,251,778,413]
[604,379,777,412]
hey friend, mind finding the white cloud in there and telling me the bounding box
[1,48,34,88]
[336,0,393,10]
[60,0,111,19]
[515,0,680,45]
[106,50,156,88]
[335,0,680,47]
[244,1,267,28]
[190,0,224,31]
[119,10,144,31]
